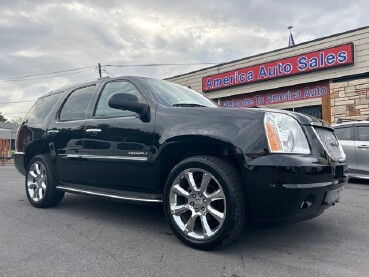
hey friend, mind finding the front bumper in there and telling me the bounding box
[244,154,348,224]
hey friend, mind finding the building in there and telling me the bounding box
[167,26,369,124]
[0,122,18,159]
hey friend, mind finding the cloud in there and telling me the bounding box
[0,0,368,118]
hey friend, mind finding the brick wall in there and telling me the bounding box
[330,78,369,124]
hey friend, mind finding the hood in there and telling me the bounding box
[244,107,332,129]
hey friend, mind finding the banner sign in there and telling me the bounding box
[203,43,354,92]
[220,81,329,108]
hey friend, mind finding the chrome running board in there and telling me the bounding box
[56,183,163,203]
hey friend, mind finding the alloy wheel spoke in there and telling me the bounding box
[206,189,224,201]
[172,184,190,198]
[171,204,189,216]
[38,188,43,199]
[185,171,198,192]
[34,163,41,175]
[32,189,39,200]
[30,171,37,178]
[200,215,212,237]
[207,206,224,223]
[41,182,47,190]
[27,182,37,190]
[199,173,212,193]
[184,213,197,233]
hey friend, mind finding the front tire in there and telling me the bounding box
[164,156,246,250]
[25,155,64,208]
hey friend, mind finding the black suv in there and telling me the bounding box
[14,76,347,250]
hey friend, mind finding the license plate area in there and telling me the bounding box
[323,187,344,205]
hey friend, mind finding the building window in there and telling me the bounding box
[285,105,322,119]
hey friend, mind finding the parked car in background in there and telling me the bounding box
[334,119,369,180]
[13,76,347,250]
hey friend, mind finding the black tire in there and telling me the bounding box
[25,155,64,208]
[164,156,246,250]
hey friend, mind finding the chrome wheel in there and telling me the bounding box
[169,168,226,240]
[27,162,47,202]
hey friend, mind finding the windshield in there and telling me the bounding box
[144,78,217,107]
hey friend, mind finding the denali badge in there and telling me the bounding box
[128,151,147,155]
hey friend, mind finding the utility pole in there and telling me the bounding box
[98,63,102,78]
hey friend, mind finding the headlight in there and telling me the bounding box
[264,112,310,154]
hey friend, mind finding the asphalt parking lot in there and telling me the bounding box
[1,165,369,277]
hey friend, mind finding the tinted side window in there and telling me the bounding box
[94,81,146,118]
[357,126,369,141]
[27,93,62,123]
[335,127,352,141]
[59,86,96,121]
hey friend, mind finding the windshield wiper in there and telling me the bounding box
[172,103,207,107]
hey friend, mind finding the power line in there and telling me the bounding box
[0,62,217,82]
[0,61,216,115]
[0,62,218,83]
[0,100,34,105]
[0,66,95,81]
[0,68,95,83]
[0,100,35,105]
[0,74,101,113]
[1,112,27,116]
[102,67,113,77]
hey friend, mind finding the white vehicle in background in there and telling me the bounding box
[334,118,369,180]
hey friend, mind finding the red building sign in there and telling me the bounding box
[203,43,354,92]
[220,81,329,108]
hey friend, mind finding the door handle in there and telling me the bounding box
[358,145,369,149]
[85,128,102,136]
[47,130,59,136]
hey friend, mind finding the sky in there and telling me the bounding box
[0,0,368,120]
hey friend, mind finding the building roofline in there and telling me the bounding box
[0,122,19,131]
[165,25,369,80]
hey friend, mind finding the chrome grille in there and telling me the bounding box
[313,127,345,161]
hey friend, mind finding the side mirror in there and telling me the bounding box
[108,93,150,122]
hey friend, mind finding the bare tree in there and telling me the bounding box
[8,116,24,125]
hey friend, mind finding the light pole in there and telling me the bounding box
[288,26,295,47]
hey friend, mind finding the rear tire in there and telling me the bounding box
[164,156,246,250]
[25,155,64,208]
